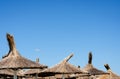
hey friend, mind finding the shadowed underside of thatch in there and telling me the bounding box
[0,69,24,77]
[0,69,13,76]
[24,68,44,75]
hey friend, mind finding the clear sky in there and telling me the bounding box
[0,0,120,75]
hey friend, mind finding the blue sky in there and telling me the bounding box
[0,0,120,75]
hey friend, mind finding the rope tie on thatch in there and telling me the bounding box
[88,52,92,64]
[64,53,73,62]
[104,64,111,71]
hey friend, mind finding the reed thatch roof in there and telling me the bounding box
[24,54,86,78]
[42,53,86,74]
[98,64,120,79]
[82,52,108,75]
[0,33,47,69]
[40,54,87,79]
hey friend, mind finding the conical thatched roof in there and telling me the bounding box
[42,53,85,74]
[40,54,87,79]
[82,52,108,75]
[0,33,47,69]
[98,64,120,79]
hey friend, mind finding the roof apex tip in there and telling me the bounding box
[104,64,111,71]
[65,53,74,62]
[88,52,92,64]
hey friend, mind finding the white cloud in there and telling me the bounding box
[34,48,40,52]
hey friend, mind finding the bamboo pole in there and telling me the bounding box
[34,73,38,79]
[65,53,73,62]
[62,74,65,79]
[13,70,17,79]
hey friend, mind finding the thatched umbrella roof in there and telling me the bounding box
[42,53,85,74]
[24,54,86,79]
[97,64,120,79]
[0,33,47,79]
[41,54,87,79]
[98,64,120,79]
[0,33,47,69]
[82,52,108,75]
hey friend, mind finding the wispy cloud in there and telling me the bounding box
[34,48,40,52]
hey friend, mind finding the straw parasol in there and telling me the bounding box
[98,64,120,79]
[42,53,86,79]
[82,52,108,78]
[0,33,47,79]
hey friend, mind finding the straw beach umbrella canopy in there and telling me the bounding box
[42,53,86,79]
[98,64,120,79]
[0,33,47,79]
[83,52,108,76]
